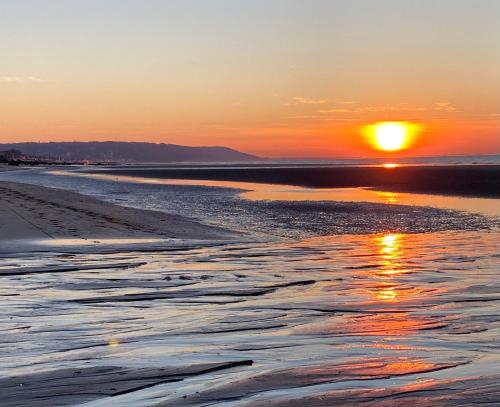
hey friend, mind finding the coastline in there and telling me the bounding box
[1,169,498,238]
[0,181,238,253]
[82,164,500,199]
[1,178,500,406]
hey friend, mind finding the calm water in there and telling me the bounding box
[1,167,499,405]
[52,170,500,218]
[1,168,498,237]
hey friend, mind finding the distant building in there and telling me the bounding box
[0,149,25,161]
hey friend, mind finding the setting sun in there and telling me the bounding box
[374,122,407,151]
[363,121,421,152]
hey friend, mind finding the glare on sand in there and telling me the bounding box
[108,338,120,348]
[363,121,421,152]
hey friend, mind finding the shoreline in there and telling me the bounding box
[1,179,500,406]
[82,164,500,199]
[1,170,498,238]
[0,181,239,253]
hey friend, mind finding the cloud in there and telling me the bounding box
[318,108,353,113]
[434,102,457,112]
[290,99,458,120]
[293,97,327,105]
[27,76,51,82]
[360,105,427,113]
[0,76,23,82]
[288,114,353,122]
[1,75,52,83]
[318,106,418,114]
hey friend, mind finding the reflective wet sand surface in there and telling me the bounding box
[51,170,500,218]
[1,168,499,406]
[2,231,499,406]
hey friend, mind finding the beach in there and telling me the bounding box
[0,180,234,254]
[3,0,499,404]
[1,169,500,406]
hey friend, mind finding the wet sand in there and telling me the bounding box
[2,231,500,406]
[84,164,500,198]
[0,181,235,253]
[1,179,500,406]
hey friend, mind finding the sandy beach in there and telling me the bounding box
[0,181,235,253]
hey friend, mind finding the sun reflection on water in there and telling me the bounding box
[359,233,424,338]
[377,233,407,277]
[376,191,400,204]
[372,234,405,305]
[381,233,399,253]
[375,286,399,302]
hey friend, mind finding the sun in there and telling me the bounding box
[374,122,407,151]
[363,121,421,152]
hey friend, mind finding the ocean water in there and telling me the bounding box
[1,167,500,405]
[270,154,500,165]
[0,167,498,237]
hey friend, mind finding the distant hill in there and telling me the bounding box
[0,142,260,163]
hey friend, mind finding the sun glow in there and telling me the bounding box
[363,121,421,152]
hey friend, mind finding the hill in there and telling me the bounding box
[0,142,259,163]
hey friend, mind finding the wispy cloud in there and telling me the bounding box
[318,108,353,113]
[293,97,327,105]
[359,105,427,113]
[434,102,457,112]
[288,99,461,122]
[289,115,352,122]
[317,105,426,115]
[0,76,23,82]
[27,76,51,82]
[1,75,52,83]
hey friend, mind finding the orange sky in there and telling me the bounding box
[1,1,499,158]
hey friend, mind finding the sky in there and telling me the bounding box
[1,0,499,158]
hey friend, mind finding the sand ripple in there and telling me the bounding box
[1,231,499,406]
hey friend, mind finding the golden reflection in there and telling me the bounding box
[342,313,439,336]
[375,286,398,302]
[108,338,120,348]
[383,358,435,374]
[376,191,400,204]
[383,163,398,169]
[359,233,407,305]
[362,234,406,304]
[381,233,399,252]
[329,234,441,342]
[362,233,421,338]
[375,233,408,277]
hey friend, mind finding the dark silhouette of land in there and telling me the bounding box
[0,142,259,163]
[84,165,500,198]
